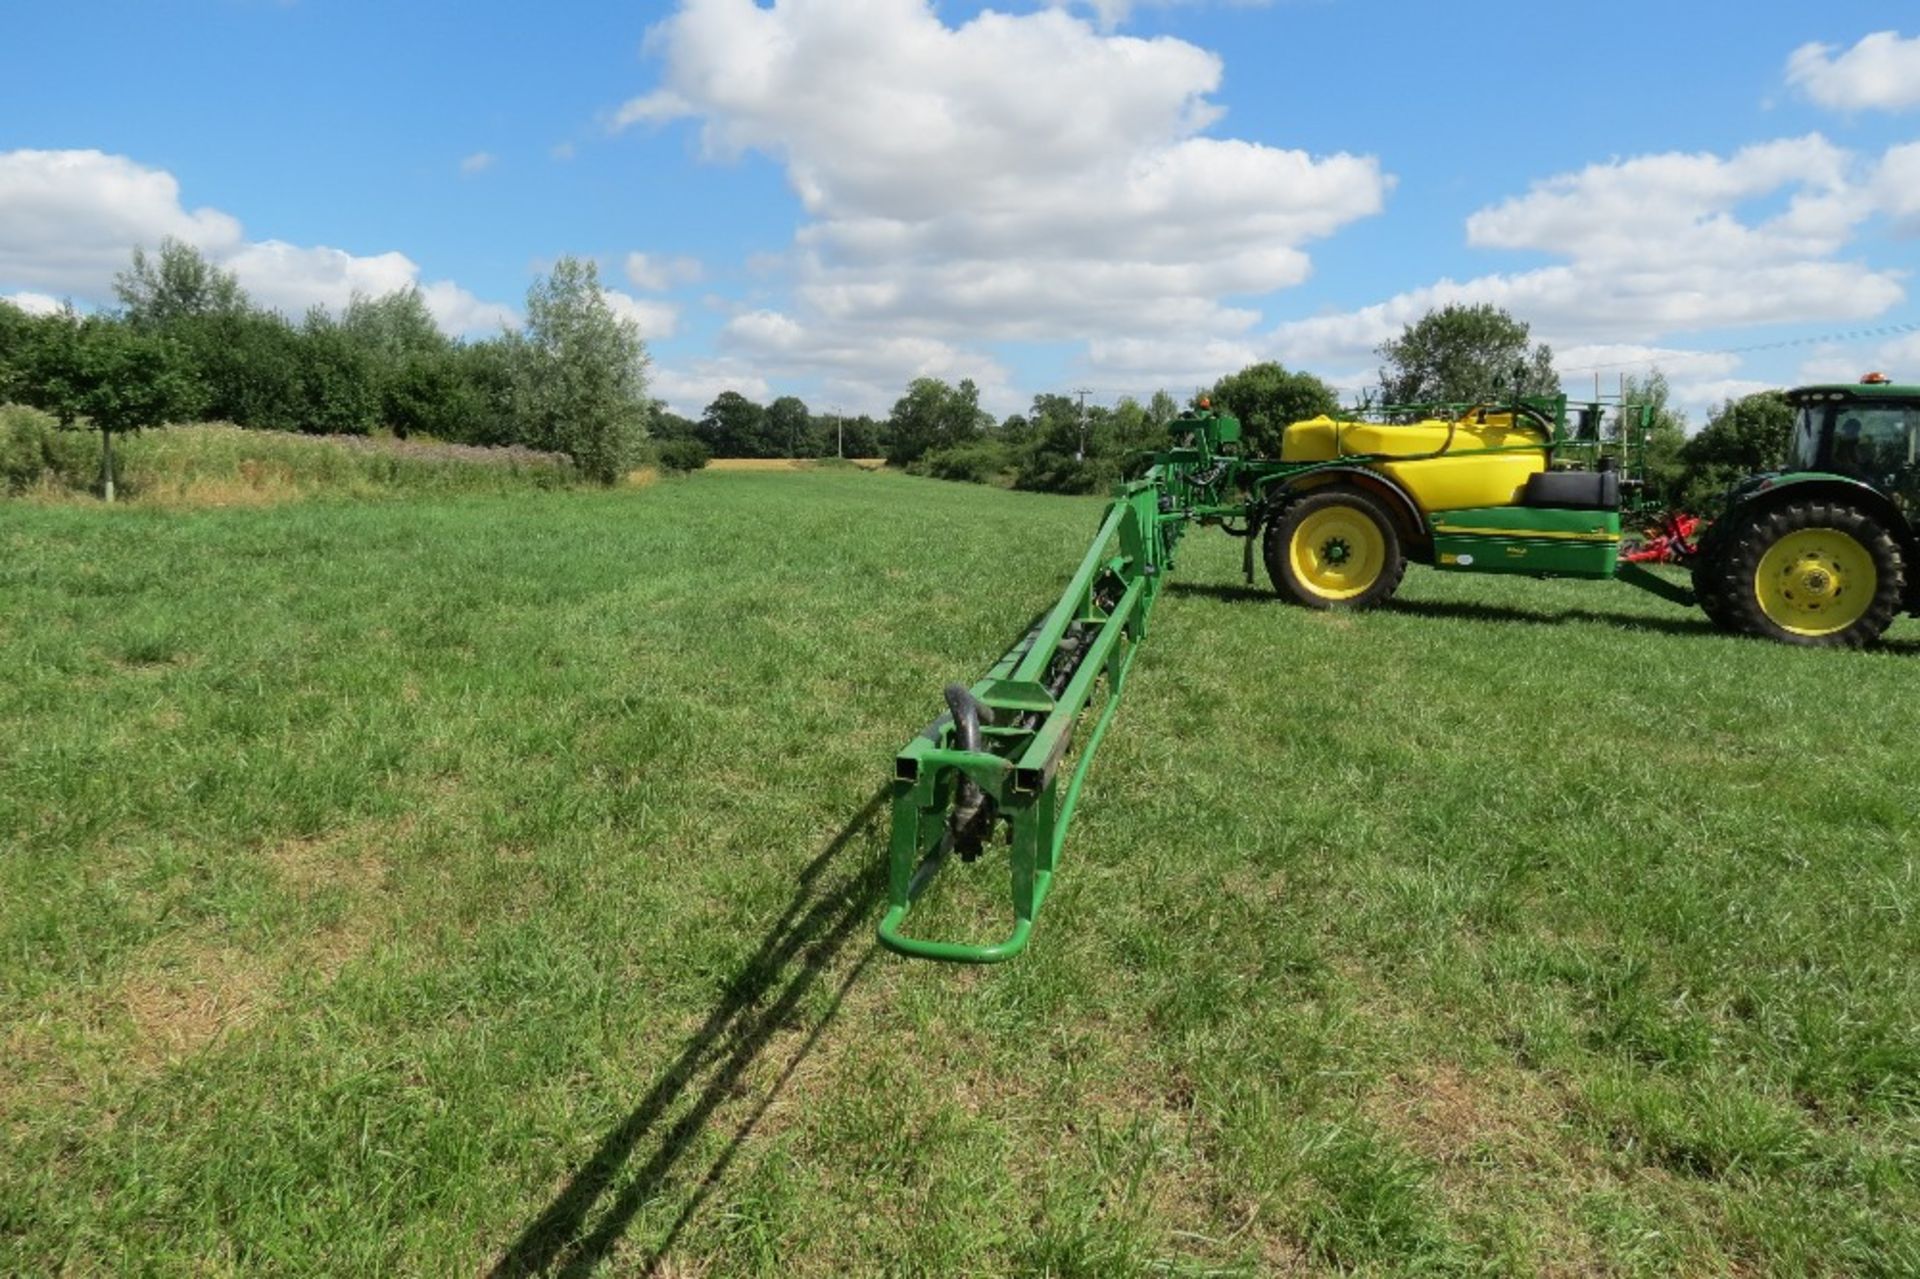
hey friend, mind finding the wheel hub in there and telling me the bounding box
[1321,537,1351,565]
[1753,526,1877,636]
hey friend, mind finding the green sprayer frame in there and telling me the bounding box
[879,394,1655,962]
[878,476,1179,962]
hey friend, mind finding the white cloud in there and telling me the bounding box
[1873,141,1920,231]
[222,240,419,314]
[1787,31,1920,112]
[724,308,805,351]
[1269,136,1904,374]
[459,151,497,175]
[601,288,680,339]
[0,148,515,336]
[623,251,703,291]
[1681,378,1777,409]
[0,149,241,294]
[718,304,1015,414]
[1552,344,1742,384]
[1046,0,1273,33]
[619,0,1387,399]
[1082,333,1264,395]
[650,358,772,415]
[550,142,577,162]
[1877,330,1920,367]
[1800,330,1920,385]
[419,281,518,335]
[3,290,62,316]
[1796,346,1866,385]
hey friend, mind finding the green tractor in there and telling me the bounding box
[1691,374,1920,647]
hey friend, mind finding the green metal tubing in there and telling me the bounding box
[1009,501,1131,688]
[879,480,1166,963]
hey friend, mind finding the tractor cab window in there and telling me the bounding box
[1789,405,1823,470]
[1830,405,1918,480]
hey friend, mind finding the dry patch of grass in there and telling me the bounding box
[1364,1059,1613,1274]
[266,824,399,979]
[120,938,277,1067]
[705,457,886,472]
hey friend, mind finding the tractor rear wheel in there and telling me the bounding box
[1690,525,1740,632]
[1264,486,1407,610]
[1699,500,1905,647]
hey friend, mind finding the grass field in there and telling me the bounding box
[3,469,1916,1276]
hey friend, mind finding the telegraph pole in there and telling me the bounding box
[1074,387,1092,461]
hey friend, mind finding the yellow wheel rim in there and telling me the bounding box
[1753,528,1876,636]
[1289,505,1385,601]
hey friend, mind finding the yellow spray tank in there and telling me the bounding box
[1280,410,1549,513]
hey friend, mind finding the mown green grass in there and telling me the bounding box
[2,469,1916,1276]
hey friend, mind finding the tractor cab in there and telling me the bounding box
[1786,375,1920,507]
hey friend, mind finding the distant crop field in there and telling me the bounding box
[2,470,1916,1276]
[704,456,888,471]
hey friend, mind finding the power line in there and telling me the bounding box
[1554,319,1920,376]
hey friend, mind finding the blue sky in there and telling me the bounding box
[4,1,1918,422]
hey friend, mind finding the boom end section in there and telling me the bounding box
[879,477,1178,962]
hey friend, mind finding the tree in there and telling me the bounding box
[21,311,202,500]
[1205,362,1339,456]
[342,287,447,363]
[1376,303,1558,406]
[1616,371,1689,509]
[1014,393,1112,493]
[650,405,701,443]
[699,391,776,457]
[113,238,248,328]
[516,257,650,483]
[187,309,305,430]
[1146,389,1180,429]
[767,394,813,457]
[1679,391,1793,510]
[342,287,461,438]
[0,299,41,402]
[295,309,381,435]
[885,377,987,466]
[837,413,884,457]
[451,339,520,446]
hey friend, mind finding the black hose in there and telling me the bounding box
[943,683,993,859]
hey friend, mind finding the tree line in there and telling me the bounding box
[667,305,1800,508]
[1,261,1800,508]
[0,240,651,483]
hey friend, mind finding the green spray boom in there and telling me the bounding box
[876,407,1241,962]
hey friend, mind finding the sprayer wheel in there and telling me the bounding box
[1264,486,1407,610]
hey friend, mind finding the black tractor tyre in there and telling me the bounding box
[1699,500,1905,648]
[1263,485,1408,610]
[1690,525,1740,632]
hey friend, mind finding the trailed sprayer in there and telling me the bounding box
[879,377,1920,962]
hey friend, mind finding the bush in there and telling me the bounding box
[0,404,97,494]
[1014,450,1119,495]
[914,439,1015,484]
[657,438,710,472]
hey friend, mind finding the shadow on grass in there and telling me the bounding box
[1170,577,1724,638]
[1390,597,1920,652]
[490,787,890,1278]
[1168,578,1920,651]
[1385,596,1717,639]
[1166,580,1272,605]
